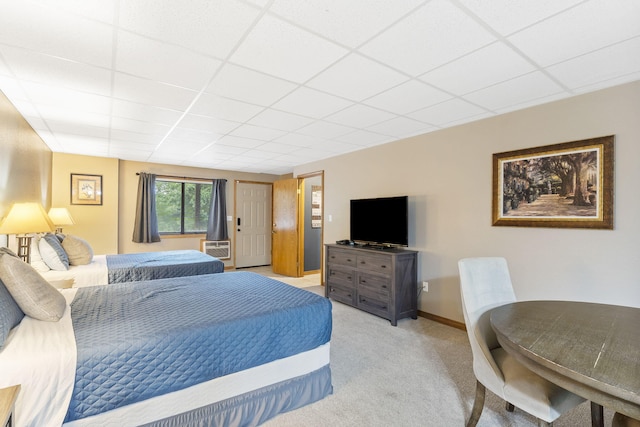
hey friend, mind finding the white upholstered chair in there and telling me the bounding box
[458,257,585,427]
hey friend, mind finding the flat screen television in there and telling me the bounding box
[350,196,408,247]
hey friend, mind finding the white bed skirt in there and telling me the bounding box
[63,342,331,427]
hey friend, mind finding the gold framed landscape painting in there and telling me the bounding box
[71,173,103,205]
[492,135,614,229]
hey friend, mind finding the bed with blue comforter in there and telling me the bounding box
[106,249,224,283]
[39,249,225,287]
[63,271,332,426]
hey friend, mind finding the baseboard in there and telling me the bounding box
[417,310,466,331]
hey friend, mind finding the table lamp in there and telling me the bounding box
[48,207,76,233]
[0,202,55,263]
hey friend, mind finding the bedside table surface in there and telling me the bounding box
[0,385,20,427]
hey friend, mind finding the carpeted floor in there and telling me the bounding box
[252,281,612,427]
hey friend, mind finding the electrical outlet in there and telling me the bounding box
[422,281,429,292]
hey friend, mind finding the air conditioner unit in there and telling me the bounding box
[201,240,231,260]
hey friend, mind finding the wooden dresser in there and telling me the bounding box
[325,244,418,326]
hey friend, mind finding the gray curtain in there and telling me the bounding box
[132,172,161,243]
[206,179,228,241]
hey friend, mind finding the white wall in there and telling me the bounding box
[295,81,640,323]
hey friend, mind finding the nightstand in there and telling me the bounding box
[0,385,20,427]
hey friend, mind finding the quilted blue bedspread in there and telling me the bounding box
[106,249,224,283]
[65,272,332,422]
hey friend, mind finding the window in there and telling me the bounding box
[156,179,212,234]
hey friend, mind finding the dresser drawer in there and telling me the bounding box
[327,284,355,306]
[327,265,355,288]
[356,254,392,275]
[357,291,390,317]
[358,272,390,298]
[327,248,357,267]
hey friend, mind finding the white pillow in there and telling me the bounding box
[29,234,51,273]
[0,254,66,321]
[62,235,93,265]
[39,233,69,271]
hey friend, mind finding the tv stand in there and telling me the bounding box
[325,244,418,326]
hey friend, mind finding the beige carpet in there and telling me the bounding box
[241,269,611,427]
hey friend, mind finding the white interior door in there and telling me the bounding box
[235,182,272,268]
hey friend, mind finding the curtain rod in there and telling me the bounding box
[136,172,227,183]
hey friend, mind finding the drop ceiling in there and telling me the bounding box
[1,0,639,175]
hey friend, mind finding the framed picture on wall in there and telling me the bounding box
[492,135,614,229]
[71,173,103,205]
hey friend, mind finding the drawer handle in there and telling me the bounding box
[361,279,367,284]
[347,276,352,280]
[347,258,352,262]
[381,265,387,269]
[382,285,387,289]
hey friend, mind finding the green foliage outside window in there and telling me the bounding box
[156,180,212,234]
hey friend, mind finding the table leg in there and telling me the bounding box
[591,402,604,427]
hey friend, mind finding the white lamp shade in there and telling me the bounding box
[48,207,76,226]
[0,202,55,234]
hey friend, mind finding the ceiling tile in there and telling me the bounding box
[366,117,434,138]
[113,72,198,111]
[37,0,117,24]
[230,14,348,83]
[307,53,409,101]
[165,127,219,144]
[248,109,315,132]
[0,47,112,97]
[109,129,164,145]
[508,0,640,67]
[325,104,396,128]
[116,31,221,91]
[271,87,353,118]
[111,99,183,125]
[333,129,393,146]
[252,142,301,155]
[361,0,495,76]
[20,81,112,114]
[179,114,240,135]
[269,0,425,48]
[206,63,297,106]
[420,42,536,95]
[296,120,354,139]
[364,79,451,115]
[464,71,564,112]
[546,37,640,91]
[229,124,286,141]
[458,0,583,36]
[216,135,264,149]
[0,3,113,68]
[118,0,259,58]
[408,98,488,126]
[189,92,264,122]
[273,133,327,148]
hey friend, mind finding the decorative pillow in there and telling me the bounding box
[62,235,94,265]
[29,234,51,273]
[0,276,25,348]
[0,255,66,321]
[39,233,69,271]
[0,247,18,258]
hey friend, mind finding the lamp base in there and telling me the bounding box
[16,235,32,263]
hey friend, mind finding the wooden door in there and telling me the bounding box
[272,178,302,277]
[235,181,272,268]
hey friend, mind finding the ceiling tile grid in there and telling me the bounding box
[0,0,637,174]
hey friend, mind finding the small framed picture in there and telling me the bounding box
[71,173,103,205]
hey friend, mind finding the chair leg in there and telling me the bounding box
[466,380,486,427]
[591,402,604,427]
[506,402,514,412]
[537,420,552,427]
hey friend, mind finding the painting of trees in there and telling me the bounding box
[493,136,614,229]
